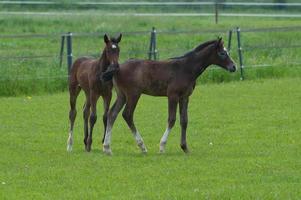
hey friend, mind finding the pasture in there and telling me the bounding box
[1,78,301,199]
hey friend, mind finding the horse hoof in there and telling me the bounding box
[67,145,72,152]
[181,144,189,154]
[103,145,112,156]
[142,148,148,154]
[85,144,92,152]
[159,142,166,153]
[138,142,147,154]
[182,147,190,154]
[104,150,112,156]
[159,147,165,154]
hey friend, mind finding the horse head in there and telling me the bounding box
[211,37,236,72]
[102,33,122,81]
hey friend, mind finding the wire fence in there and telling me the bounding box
[239,26,301,73]
[0,25,301,82]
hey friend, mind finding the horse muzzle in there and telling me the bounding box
[101,64,120,82]
[228,64,236,72]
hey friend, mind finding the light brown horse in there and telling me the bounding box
[102,38,236,155]
[67,33,122,152]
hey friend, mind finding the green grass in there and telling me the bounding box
[1,77,301,199]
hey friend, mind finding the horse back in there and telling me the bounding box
[70,57,94,74]
[69,57,98,87]
[115,59,174,96]
[116,59,195,97]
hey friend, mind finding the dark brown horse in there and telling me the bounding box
[67,33,122,152]
[102,37,235,155]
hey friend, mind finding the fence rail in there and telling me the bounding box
[2,11,301,19]
[3,25,300,39]
[1,1,301,6]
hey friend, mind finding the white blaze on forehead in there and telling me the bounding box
[223,47,229,55]
[112,44,117,49]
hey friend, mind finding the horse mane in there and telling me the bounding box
[170,39,217,60]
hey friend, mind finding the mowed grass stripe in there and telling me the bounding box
[0,78,301,199]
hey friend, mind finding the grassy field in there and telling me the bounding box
[1,77,301,199]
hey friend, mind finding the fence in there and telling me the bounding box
[1,1,301,24]
[0,25,301,96]
[55,26,301,81]
[1,26,301,81]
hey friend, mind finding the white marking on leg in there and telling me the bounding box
[103,126,112,155]
[133,130,147,153]
[160,127,171,153]
[67,130,73,152]
[103,127,111,146]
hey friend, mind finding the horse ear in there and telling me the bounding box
[104,34,110,44]
[216,37,223,48]
[116,33,122,43]
[219,37,224,45]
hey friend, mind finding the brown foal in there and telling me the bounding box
[67,33,122,152]
[102,38,236,155]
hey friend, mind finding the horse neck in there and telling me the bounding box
[185,45,215,79]
[97,49,110,72]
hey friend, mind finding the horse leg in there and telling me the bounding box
[101,92,112,144]
[103,92,126,155]
[67,85,81,152]
[86,92,100,152]
[83,93,91,150]
[179,97,189,153]
[122,94,147,153]
[159,95,179,153]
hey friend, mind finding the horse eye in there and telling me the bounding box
[218,51,227,59]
